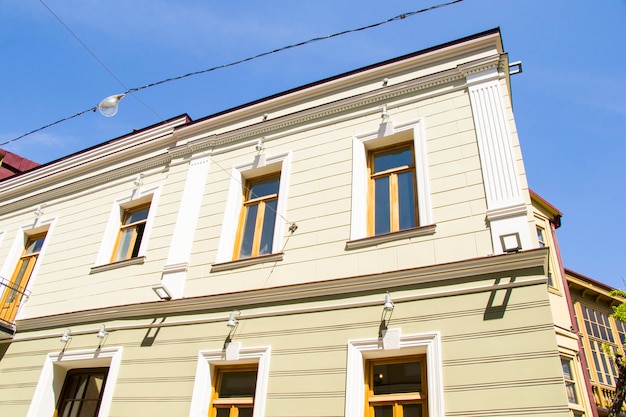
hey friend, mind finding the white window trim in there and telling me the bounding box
[188,345,271,417]
[94,185,161,266]
[350,120,432,241]
[215,152,291,264]
[345,331,444,417]
[0,217,56,321]
[26,346,123,417]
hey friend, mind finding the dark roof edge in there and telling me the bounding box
[565,268,617,292]
[187,28,502,128]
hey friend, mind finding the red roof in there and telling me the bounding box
[0,149,39,180]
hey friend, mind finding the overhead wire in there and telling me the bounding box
[2,0,464,147]
[37,0,163,120]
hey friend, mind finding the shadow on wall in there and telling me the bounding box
[0,342,9,360]
[483,276,515,320]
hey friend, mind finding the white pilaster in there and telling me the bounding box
[161,156,211,298]
[467,69,531,254]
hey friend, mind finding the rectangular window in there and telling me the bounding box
[368,143,418,236]
[536,226,546,248]
[561,357,579,404]
[234,175,280,259]
[0,233,46,324]
[111,203,150,262]
[210,366,258,417]
[365,356,427,417]
[56,367,109,417]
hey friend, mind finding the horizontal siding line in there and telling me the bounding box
[0,399,32,406]
[442,323,554,342]
[117,376,195,384]
[443,350,559,366]
[445,405,570,416]
[121,356,197,365]
[0,382,37,389]
[273,345,347,356]
[267,391,346,399]
[112,396,191,403]
[270,368,345,377]
[0,365,43,373]
[444,377,564,392]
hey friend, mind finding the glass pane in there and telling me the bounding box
[215,408,231,417]
[373,146,412,173]
[403,404,423,417]
[259,200,277,255]
[561,358,572,379]
[131,224,145,258]
[219,371,257,398]
[373,361,422,395]
[397,171,416,230]
[113,228,134,261]
[565,381,578,403]
[124,207,149,224]
[239,204,259,258]
[373,405,393,417]
[238,408,254,417]
[25,236,46,254]
[374,176,390,235]
[77,400,99,417]
[248,176,280,199]
[6,259,30,302]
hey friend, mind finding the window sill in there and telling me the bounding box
[211,252,284,272]
[90,256,146,274]
[345,224,436,250]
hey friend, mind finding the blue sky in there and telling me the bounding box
[1,0,625,288]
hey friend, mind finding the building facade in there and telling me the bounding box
[567,269,626,416]
[0,29,585,417]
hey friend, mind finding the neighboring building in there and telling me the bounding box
[0,29,584,417]
[0,149,39,180]
[567,269,626,416]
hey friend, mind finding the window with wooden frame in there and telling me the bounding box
[55,367,109,417]
[0,233,46,325]
[561,357,579,404]
[365,356,428,417]
[368,143,418,236]
[111,203,150,262]
[234,174,280,260]
[210,365,258,417]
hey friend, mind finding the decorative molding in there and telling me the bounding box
[16,249,548,331]
[486,203,528,222]
[345,224,436,250]
[210,252,284,273]
[89,256,146,274]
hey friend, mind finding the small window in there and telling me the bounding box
[210,366,257,417]
[55,368,109,417]
[537,227,546,248]
[561,357,579,404]
[366,356,427,417]
[234,175,280,259]
[0,233,46,324]
[111,204,150,262]
[368,143,418,236]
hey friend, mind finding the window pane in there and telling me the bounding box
[113,228,134,261]
[373,361,422,395]
[25,236,46,254]
[215,408,231,417]
[374,176,390,235]
[219,371,257,398]
[248,176,280,199]
[238,408,253,417]
[124,207,149,224]
[397,171,416,230]
[403,404,423,417]
[373,405,393,417]
[259,200,277,255]
[239,204,259,258]
[373,146,412,173]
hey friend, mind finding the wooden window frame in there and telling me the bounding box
[0,232,46,324]
[110,203,150,263]
[209,365,258,417]
[55,367,109,417]
[367,142,418,236]
[233,174,280,260]
[365,356,428,417]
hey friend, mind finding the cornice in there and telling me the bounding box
[16,248,548,331]
[0,153,172,216]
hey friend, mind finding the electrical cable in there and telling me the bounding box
[2,0,463,147]
[38,0,163,120]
